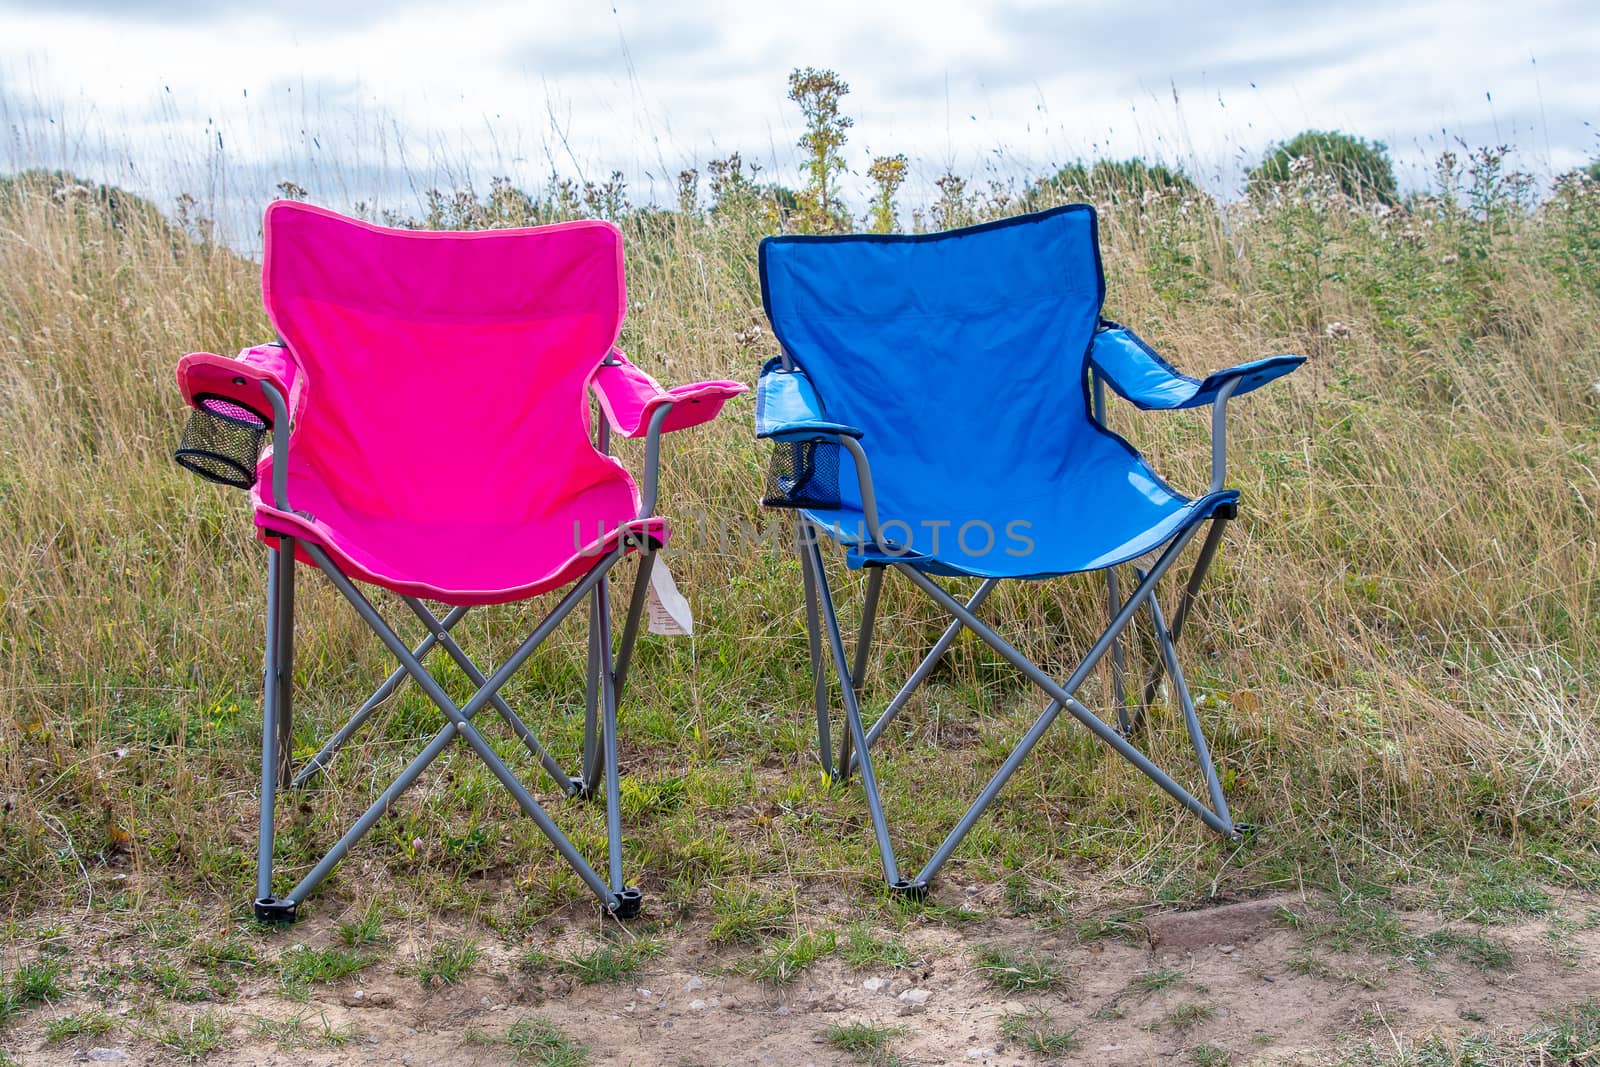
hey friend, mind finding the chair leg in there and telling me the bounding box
[1147,594,1233,825]
[579,589,604,797]
[254,536,297,923]
[1142,514,1230,713]
[275,538,296,789]
[1104,566,1131,735]
[797,522,834,779]
[838,565,883,778]
[612,548,654,701]
[594,570,640,915]
[802,523,905,891]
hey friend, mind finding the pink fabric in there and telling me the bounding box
[591,349,748,437]
[248,200,672,606]
[177,344,302,423]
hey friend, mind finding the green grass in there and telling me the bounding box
[972,945,1066,992]
[1190,1043,1232,1066]
[154,1012,227,1060]
[1436,859,1555,923]
[738,929,837,983]
[1344,1000,1600,1065]
[337,901,387,947]
[250,1009,356,1050]
[279,945,374,992]
[5,958,66,1013]
[524,938,664,984]
[505,1016,589,1067]
[1075,911,1147,943]
[838,924,912,969]
[44,1009,116,1042]
[999,1009,1081,1055]
[707,887,794,945]
[1131,966,1185,994]
[419,939,480,988]
[1414,929,1515,971]
[1167,1003,1219,1030]
[824,1021,905,1064]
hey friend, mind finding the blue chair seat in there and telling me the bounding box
[807,428,1237,578]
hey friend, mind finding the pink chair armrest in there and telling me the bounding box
[177,343,303,423]
[591,349,747,438]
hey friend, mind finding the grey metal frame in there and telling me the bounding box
[249,384,674,922]
[784,374,1247,896]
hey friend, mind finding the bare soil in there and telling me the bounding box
[11,886,1600,1066]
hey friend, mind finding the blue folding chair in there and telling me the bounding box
[754,205,1304,898]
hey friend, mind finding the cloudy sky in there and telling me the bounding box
[2,0,1596,236]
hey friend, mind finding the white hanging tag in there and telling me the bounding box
[647,557,693,636]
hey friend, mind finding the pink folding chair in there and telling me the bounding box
[174,202,745,922]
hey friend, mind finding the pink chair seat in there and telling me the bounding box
[253,470,667,606]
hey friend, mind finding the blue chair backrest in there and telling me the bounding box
[760,205,1106,524]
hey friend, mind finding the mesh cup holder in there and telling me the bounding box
[174,393,270,489]
[762,439,841,509]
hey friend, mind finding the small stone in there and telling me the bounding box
[1219,944,1236,954]
[689,998,708,1011]
[863,977,888,993]
[637,987,655,998]
[776,1006,791,1016]
[708,997,720,1008]
[87,1051,129,1063]
[966,1049,993,1060]
[898,988,932,1006]
[683,976,705,992]
[341,989,394,1008]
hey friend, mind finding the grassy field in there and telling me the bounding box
[2,140,1599,1063]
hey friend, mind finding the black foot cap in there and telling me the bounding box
[1232,822,1259,840]
[254,896,298,924]
[888,879,929,903]
[608,888,643,919]
[568,776,596,801]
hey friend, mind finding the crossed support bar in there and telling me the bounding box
[252,530,657,923]
[795,510,1242,899]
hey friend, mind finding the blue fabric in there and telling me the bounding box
[1090,323,1305,410]
[754,356,864,440]
[759,204,1252,578]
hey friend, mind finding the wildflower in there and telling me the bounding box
[1288,155,1315,176]
[1324,321,1353,339]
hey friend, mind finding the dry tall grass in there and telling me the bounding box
[1,157,1597,928]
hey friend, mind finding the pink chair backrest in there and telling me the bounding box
[262,201,629,523]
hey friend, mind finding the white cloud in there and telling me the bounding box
[3,0,1596,234]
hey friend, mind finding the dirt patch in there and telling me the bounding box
[9,891,1600,1066]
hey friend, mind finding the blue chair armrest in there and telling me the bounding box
[754,355,864,441]
[1090,321,1304,410]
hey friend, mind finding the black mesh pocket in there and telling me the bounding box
[174,393,270,489]
[762,439,842,509]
